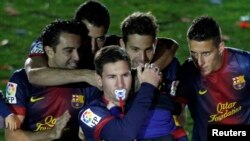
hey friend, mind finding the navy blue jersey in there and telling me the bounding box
[136,58,180,139]
[0,98,11,118]
[6,69,100,141]
[79,83,158,141]
[175,48,250,141]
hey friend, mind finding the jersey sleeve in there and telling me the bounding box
[0,98,12,118]
[161,57,180,94]
[236,48,250,89]
[28,39,45,57]
[174,60,198,105]
[79,105,112,140]
[5,69,30,115]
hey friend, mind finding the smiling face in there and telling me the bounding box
[97,60,132,104]
[46,32,82,69]
[124,34,156,69]
[188,39,224,76]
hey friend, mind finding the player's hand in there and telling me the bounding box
[78,127,86,141]
[137,63,162,87]
[5,114,21,131]
[48,110,71,140]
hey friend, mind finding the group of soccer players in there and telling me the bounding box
[1,1,250,141]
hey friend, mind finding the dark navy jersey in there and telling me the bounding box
[175,47,250,141]
[0,98,11,118]
[79,83,158,141]
[6,69,100,141]
[136,58,180,139]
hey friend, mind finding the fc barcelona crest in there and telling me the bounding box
[232,75,246,90]
[71,94,84,109]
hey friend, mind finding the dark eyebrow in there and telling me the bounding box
[63,47,76,50]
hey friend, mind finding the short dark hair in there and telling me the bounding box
[74,0,110,32]
[41,19,89,51]
[187,16,222,47]
[121,12,158,43]
[94,45,131,76]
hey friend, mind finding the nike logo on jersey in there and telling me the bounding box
[198,89,207,95]
[30,96,45,102]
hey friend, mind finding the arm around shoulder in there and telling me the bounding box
[24,57,97,86]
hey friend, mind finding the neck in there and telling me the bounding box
[103,95,119,106]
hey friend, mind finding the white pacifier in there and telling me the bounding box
[115,89,126,100]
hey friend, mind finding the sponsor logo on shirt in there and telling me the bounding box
[71,94,84,109]
[30,96,45,103]
[232,75,245,90]
[208,102,241,122]
[81,108,101,128]
[6,82,17,104]
[35,115,56,131]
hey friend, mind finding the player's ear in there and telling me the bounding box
[218,41,225,55]
[153,38,157,51]
[154,38,158,46]
[44,46,55,58]
[120,38,125,49]
[95,72,102,88]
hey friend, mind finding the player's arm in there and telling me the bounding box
[5,111,70,141]
[152,38,179,71]
[24,56,97,87]
[80,83,158,140]
[0,99,12,119]
[80,65,161,140]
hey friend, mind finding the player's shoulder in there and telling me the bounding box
[157,37,179,49]
[178,58,199,79]
[79,103,111,128]
[80,99,110,116]
[9,68,28,81]
[227,47,250,59]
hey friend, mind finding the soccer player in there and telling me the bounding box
[25,0,176,88]
[25,0,113,87]
[120,12,188,141]
[5,20,99,141]
[79,45,162,140]
[174,16,250,141]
